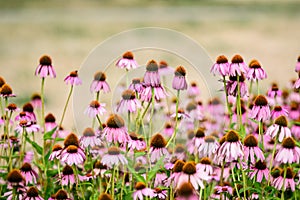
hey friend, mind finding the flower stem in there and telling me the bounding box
[258,120,264,152]
[267,135,278,186]
[127,111,131,132]
[220,160,225,186]
[256,80,260,95]
[231,167,241,199]
[223,76,232,125]
[92,91,100,128]
[281,166,287,200]
[111,166,116,199]
[239,159,247,199]
[96,115,103,130]
[58,85,73,128]
[166,90,180,149]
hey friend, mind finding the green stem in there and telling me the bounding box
[281,166,287,200]
[258,120,264,152]
[220,160,225,186]
[92,91,100,128]
[223,76,232,126]
[239,158,247,199]
[96,115,103,130]
[111,166,116,199]
[236,76,242,132]
[231,167,241,199]
[199,188,203,200]
[0,97,4,116]
[73,165,85,198]
[127,111,131,132]
[149,87,155,146]
[166,90,180,149]
[256,79,260,95]
[58,85,73,128]
[19,128,26,167]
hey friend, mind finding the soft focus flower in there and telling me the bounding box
[143,60,161,87]
[266,115,291,142]
[101,146,128,168]
[249,160,269,182]
[249,95,270,121]
[20,162,38,185]
[61,165,76,186]
[7,169,25,187]
[133,182,155,200]
[15,120,40,134]
[116,89,141,113]
[53,189,71,200]
[80,127,102,149]
[98,193,113,200]
[85,100,106,118]
[273,167,296,191]
[198,136,219,158]
[267,83,282,98]
[243,134,264,164]
[127,132,146,151]
[60,145,86,166]
[175,182,199,200]
[295,55,300,72]
[246,59,267,80]
[64,70,82,86]
[158,60,173,76]
[210,55,230,76]
[90,71,110,93]
[116,51,138,70]
[275,137,300,164]
[44,113,57,133]
[6,103,20,113]
[153,188,167,200]
[187,82,200,98]
[31,93,42,109]
[229,54,249,76]
[226,74,248,97]
[140,85,167,102]
[0,83,16,98]
[172,66,187,90]
[197,157,213,175]
[149,133,169,163]
[49,144,62,161]
[129,78,144,93]
[23,187,43,200]
[35,55,56,78]
[22,103,37,122]
[271,105,288,119]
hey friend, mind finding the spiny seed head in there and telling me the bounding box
[0,84,13,96]
[173,160,185,173]
[31,93,41,101]
[249,60,262,69]
[83,127,95,137]
[20,162,32,172]
[204,135,216,143]
[94,71,106,81]
[89,100,100,108]
[62,165,74,175]
[195,128,205,138]
[39,55,52,65]
[254,160,267,170]
[284,167,294,179]
[200,157,211,165]
[216,55,228,64]
[175,144,185,153]
[52,144,62,152]
[122,89,136,100]
[274,106,282,111]
[146,60,158,72]
[55,189,68,199]
[274,115,288,127]
[94,161,107,169]
[150,133,166,148]
[64,133,79,147]
[69,70,78,77]
[254,95,268,106]
[271,83,279,91]
[177,182,194,197]
[7,169,24,183]
[122,51,134,59]
[226,130,239,142]
[182,162,196,175]
[187,130,194,140]
[209,97,221,105]
[108,146,120,155]
[23,103,34,113]
[129,132,139,140]
[231,54,244,63]
[271,167,281,178]
[175,66,186,76]
[106,114,125,128]
[66,145,78,153]
[132,78,141,84]
[7,103,17,111]
[186,102,197,112]
[26,187,39,197]
[298,56,300,62]
[282,137,295,149]
[98,193,113,200]
[135,182,146,190]
[244,134,258,147]
[0,76,5,87]
[159,60,168,68]
[45,113,56,123]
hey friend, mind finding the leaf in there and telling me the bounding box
[43,126,58,140]
[134,151,146,157]
[148,156,165,181]
[127,164,146,183]
[25,135,43,155]
[47,169,58,177]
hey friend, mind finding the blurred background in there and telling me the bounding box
[0,0,299,129]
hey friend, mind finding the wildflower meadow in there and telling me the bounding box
[1,44,300,200]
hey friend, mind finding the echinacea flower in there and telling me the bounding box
[31,93,42,109]
[35,55,56,78]
[216,130,244,163]
[101,146,128,168]
[192,127,205,149]
[246,59,267,81]
[198,136,219,158]
[140,85,167,102]
[266,115,291,142]
[186,102,204,121]
[93,161,108,177]
[267,83,282,98]
[64,70,82,86]
[44,113,57,133]
[133,182,155,200]
[249,160,269,182]
[85,100,106,118]
[129,78,144,93]
[165,159,185,187]
[187,82,200,98]
[154,172,168,188]
[0,76,5,88]
[7,169,25,187]
[158,60,173,76]
[0,83,16,98]
[294,76,300,89]
[20,162,38,185]
[149,133,169,163]
[53,189,71,200]
[197,157,213,175]
[60,145,86,166]
[172,66,187,90]
[291,119,300,139]
[271,106,288,119]
[6,103,20,113]
[275,137,300,164]
[243,134,264,164]
[174,145,186,160]
[143,60,161,87]
[98,193,113,200]
[102,114,130,145]
[295,55,300,72]
[175,182,199,200]
[177,161,210,190]
[49,144,62,161]
[90,71,110,93]
[163,122,174,137]
[61,165,76,186]
[116,89,141,113]
[153,188,167,200]
[116,51,138,70]
[273,167,296,191]
[229,54,249,76]
[226,74,248,97]
[15,120,40,135]
[22,103,37,122]
[80,127,102,149]
[127,132,146,151]
[23,187,43,200]
[210,55,230,76]
[249,95,270,121]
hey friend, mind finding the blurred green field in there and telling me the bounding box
[0,0,299,128]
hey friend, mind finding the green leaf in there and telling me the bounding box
[43,126,58,140]
[148,156,165,181]
[134,151,146,157]
[25,135,43,155]
[127,164,146,183]
[47,169,58,177]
